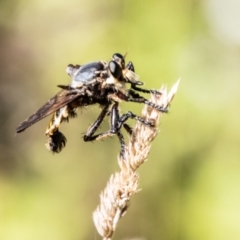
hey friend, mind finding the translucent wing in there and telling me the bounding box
[16,61,106,134]
[16,89,82,133]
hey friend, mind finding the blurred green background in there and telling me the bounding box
[1,0,240,239]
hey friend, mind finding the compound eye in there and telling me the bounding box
[112,53,125,68]
[112,53,123,60]
[109,61,122,79]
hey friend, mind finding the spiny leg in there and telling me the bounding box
[84,102,127,158]
[131,84,162,95]
[84,102,156,158]
[83,103,119,142]
[123,123,132,135]
[116,132,126,159]
[76,102,156,152]
[127,90,168,112]
[129,97,168,112]
[83,103,110,141]
[118,111,155,128]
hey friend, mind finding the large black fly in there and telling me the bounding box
[16,53,167,157]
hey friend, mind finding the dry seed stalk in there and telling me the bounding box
[93,80,179,239]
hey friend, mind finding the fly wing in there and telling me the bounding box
[16,89,82,133]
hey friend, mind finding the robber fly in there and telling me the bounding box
[16,53,167,157]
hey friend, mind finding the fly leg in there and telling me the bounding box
[83,102,127,157]
[84,102,155,158]
[128,96,168,112]
[131,84,162,95]
[123,123,132,135]
[127,90,168,112]
[83,103,110,142]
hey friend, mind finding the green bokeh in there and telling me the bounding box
[1,0,240,239]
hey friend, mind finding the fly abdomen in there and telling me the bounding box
[45,130,67,153]
[45,106,71,152]
[45,106,69,136]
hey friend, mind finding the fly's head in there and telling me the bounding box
[112,53,125,69]
[105,59,127,94]
[105,53,141,95]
